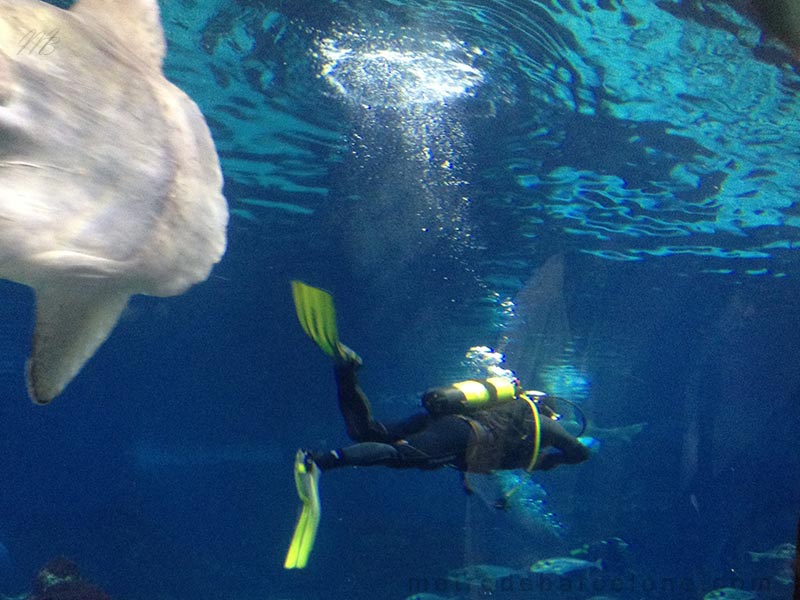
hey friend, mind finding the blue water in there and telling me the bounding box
[3,1,799,599]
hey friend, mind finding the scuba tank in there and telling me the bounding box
[422,376,518,414]
[422,375,588,436]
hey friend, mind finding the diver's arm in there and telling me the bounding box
[537,418,591,469]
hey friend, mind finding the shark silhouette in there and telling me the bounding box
[0,0,228,404]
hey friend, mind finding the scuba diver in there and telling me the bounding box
[284,281,591,569]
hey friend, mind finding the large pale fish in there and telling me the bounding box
[0,0,228,403]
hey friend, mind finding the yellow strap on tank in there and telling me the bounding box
[521,395,541,472]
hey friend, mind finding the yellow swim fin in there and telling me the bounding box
[291,280,340,358]
[284,450,321,569]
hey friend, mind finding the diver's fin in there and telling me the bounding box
[291,281,339,358]
[284,450,321,569]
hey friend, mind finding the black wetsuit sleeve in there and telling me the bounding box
[536,417,591,471]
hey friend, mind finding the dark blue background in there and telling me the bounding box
[3,1,798,600]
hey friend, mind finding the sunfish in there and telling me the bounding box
[0,0,228,403]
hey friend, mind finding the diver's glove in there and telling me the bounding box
[577,436,601,453]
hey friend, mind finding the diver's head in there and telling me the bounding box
[522,390,560,420]
[527,393,587,437]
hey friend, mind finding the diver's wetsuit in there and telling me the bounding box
[312,361,590,473]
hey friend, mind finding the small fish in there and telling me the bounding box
[446,564,519,586]
[530,557,602,576]
[748,542,795,562]
[585,422,646,444]
[702,587,757,600]
[405,594,454,600]
[570,537,630,560]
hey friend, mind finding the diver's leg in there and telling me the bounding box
[380,412,431,439]
[334,361,392,442]
[313,416,473,471]
[335,363,434,442]
[399,416,473,469]
[312,442,436,471]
